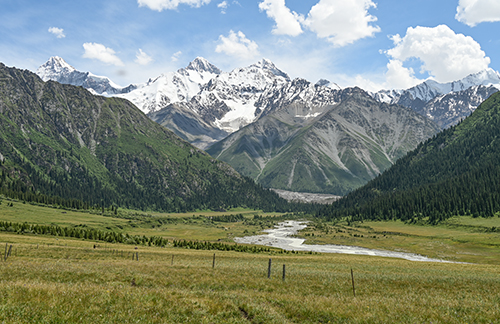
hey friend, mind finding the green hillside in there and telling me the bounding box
[0,63,293,213]
[318,91,500,222]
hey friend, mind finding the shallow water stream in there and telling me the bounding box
[234,220,454,262]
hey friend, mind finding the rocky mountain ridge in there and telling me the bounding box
[370,68,500,128]
[37,57,500,144]
[36,56,136,95]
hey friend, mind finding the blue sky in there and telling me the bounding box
[1,0,499,91]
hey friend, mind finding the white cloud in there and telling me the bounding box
[456,0,500,26]
[303,0,380,47]
[218,1,228,14]
[215,30,260,60]
[171,51,182,61]
[385,25,490,84]
[137,0,211,11]
[82,43,124,66]
[258,0,304,36]
[385,59,421,89]
[135,49,153,65]
[48,27,65,39]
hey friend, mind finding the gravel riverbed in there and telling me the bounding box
[235,220,456,262]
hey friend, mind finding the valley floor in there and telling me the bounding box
[1,233,499,323]
[1,200,500,322]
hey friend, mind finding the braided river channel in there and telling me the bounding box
[234,220,455,262]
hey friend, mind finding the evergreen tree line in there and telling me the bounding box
[0,220,166,246]
[172,239,270,253]
[0,220,273,253]
[317,161,500,223]
[317,92,500,223]
[210,214,245,222]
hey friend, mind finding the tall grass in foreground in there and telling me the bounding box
[1,234,499,323]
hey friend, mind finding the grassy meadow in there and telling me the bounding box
[1,199,500,322]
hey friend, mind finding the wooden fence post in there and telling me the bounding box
[283,264,286,281]
[6,245,12,261]
[351,268,356,297]
[212,253,216,269]
[268,258,272,279]
[136,252,139,261]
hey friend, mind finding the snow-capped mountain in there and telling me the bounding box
[414,84,500,129]
[373,68,500,105]
[186,58,290,133]
[36,56,500,149]
[148,102,229,149]
[117,57,290,133]
[372,69,500,109]
[370,69,500,128]
[116,57,221,114]
[36,56,294,148]
[36,56,135,95]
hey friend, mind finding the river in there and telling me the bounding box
[234,220,455,262]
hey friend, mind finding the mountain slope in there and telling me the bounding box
[318,91,500,222]
[0,63,289,212]
[208,85,440,195]
[148,102,228,148]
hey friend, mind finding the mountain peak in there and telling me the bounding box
[36,56,76,80]
[186,57,221,74]
[250,58,289,80]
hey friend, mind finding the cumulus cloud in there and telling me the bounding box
[258,0,304,36]
[218,1,228,14]
[385,59,421,89]
[135,49,153,65]
[171,51,182,61]
[303,0,380,47]
[385,25,490,84]
[48,27,65,38]
[215,30,260,60]
[137,0,211,11]
[456,0,500,26]
[82,43,124,66]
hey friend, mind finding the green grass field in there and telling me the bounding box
[1,233,499,323]
[1,199,500,322]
